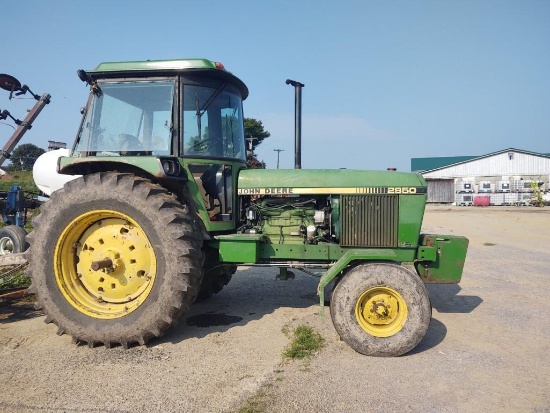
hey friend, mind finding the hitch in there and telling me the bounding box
[276,267,295,280]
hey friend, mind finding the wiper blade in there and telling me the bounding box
[196,83,227,117]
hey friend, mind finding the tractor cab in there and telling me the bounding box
[74,66,247,160]
[62,59,249,228]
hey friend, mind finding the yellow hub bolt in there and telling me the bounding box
[54,210,157,319]
[355,287,408,337]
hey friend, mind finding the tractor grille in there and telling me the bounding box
[340,195,399,247]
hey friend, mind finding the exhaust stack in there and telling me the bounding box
[286,79,305,169]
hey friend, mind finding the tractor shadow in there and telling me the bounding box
[408,318,447,355]
[0,294,44,323]
[163,266,323,345]
[163,269,483,349]
[408,284,483,355]
[426,284,483,314]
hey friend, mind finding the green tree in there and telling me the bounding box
[244,118,270,169]
[244,118,270,151]
[9,143,45,170]
[530,181,544,207]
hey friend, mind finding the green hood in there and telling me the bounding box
[237,169,427,195]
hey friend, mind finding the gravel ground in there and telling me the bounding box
[1,205,549,413]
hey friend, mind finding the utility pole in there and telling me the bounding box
[273,149,284,169]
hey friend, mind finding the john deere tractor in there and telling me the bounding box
[27,59,468,356]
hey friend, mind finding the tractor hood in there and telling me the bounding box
[237,169,427,196]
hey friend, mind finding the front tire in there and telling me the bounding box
[330,262,431,357]
[27,173,204,348]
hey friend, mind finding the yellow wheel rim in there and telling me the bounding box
[355,286,408,337]
[54,210,157,319]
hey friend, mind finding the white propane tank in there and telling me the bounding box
[33,149,80,196]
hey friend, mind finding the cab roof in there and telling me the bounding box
[88,58,248,99]
[93,58,222,72]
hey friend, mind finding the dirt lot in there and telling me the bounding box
[1,205,549,413]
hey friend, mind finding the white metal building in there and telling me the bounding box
[412,148,550,204]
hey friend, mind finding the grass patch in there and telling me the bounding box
[283,324,325,360]
[237,389,271,413]
[0,170,39,193]
[0,265,30,290]
[236,326,324,413]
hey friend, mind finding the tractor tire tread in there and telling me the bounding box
[330,262,431,357]
[26,172,204,348]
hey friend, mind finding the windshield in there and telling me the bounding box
[183,83,246,161]
[74,80,175,156]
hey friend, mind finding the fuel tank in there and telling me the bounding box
[33,149,80,196]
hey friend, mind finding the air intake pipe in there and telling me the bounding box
[286,79,305,169]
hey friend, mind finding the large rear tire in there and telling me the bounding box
[27,172,204,348]
[330,262,431,357]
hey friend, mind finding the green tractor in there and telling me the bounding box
[27,59,468,356]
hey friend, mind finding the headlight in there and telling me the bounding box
[159,158,185,178]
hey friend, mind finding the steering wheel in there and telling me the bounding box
[188,137,221,155]
[119,134,146,155]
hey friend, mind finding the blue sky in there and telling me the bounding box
[2,1,549,171]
